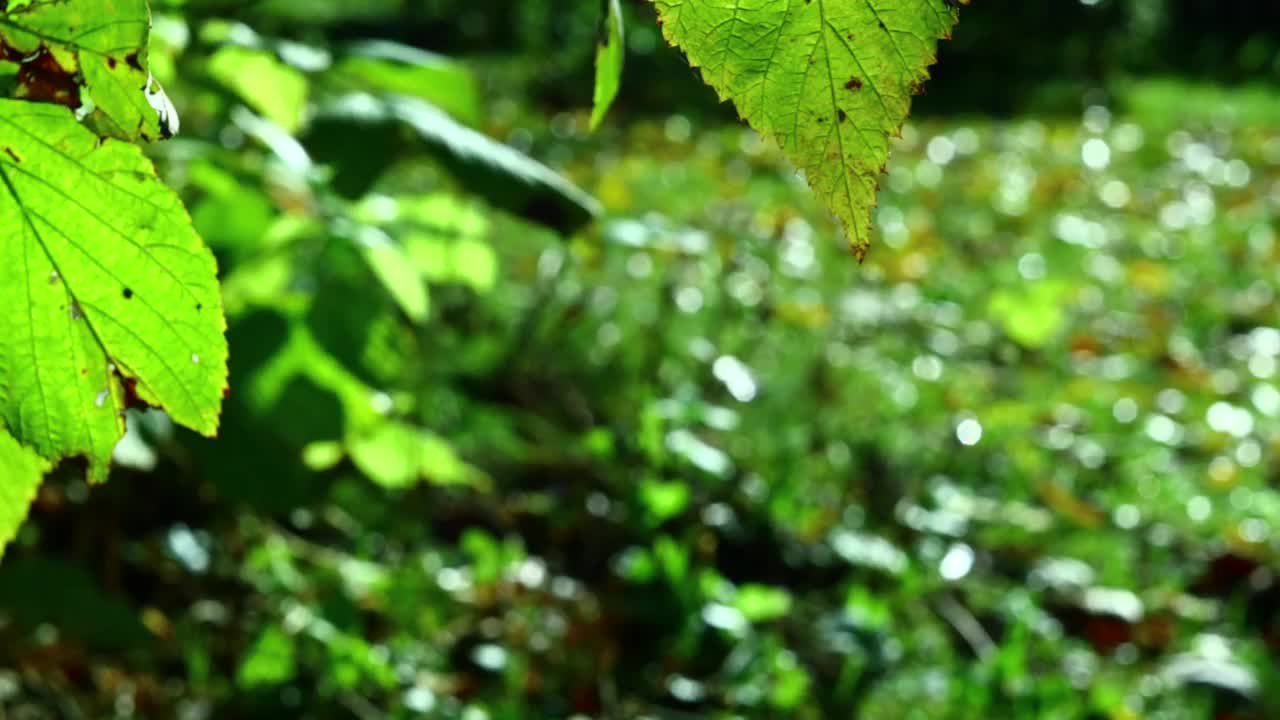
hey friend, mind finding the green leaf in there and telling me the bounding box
[349,420,484,489]
[350,421,424,489]
[305,244,415,388]
[639,477,690,524]
[237,626,297,689]
[0,100,227,481]
[355,192,499,293]
[734,583,792,622]
[357,230,431,323]
[0,427,48,561]
[988,281,1071,349]
[316,94,603,235]
[590,0,625,131]
[207,45,309,133]
[652,0,959,258]
[0,0,174,141]
[328,41,482,126]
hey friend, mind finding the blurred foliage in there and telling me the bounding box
[3,1,1280,720]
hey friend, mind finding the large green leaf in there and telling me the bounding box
[0,100,227,481]
[653,0,959,258]
[315,94,602,235]
[0,0,175,141]
[0,428,48,560]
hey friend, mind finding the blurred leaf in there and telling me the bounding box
[655,535,689,583]
[325,632,397,689]
[406,232,499,293]
[462,528,505,584]
[361,192,499,292]
[770,654,812,709]
[448,238,499,292]
[353,227,431,322]
[350,421,421,488]
[207,46,309,133]
[237,626,297,689]
[734,584,792,623]
[306,245,414,387]
[988,281,1071,348]
[418,432,482,486]
[328,41,481,125]
[350,420,483,489]
[639,477,690,525]
[845,585,891,631]
[302,440,345,471]
[316,94,602,234]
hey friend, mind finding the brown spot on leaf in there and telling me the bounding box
[120,376,146,411]
[837,109,847,123]
[10,45,82,110]
[3,146,19,163]
[845,77,863,91]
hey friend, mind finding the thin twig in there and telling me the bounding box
[931,592,995,661]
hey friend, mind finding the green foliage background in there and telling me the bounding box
[2,1,1280,719]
